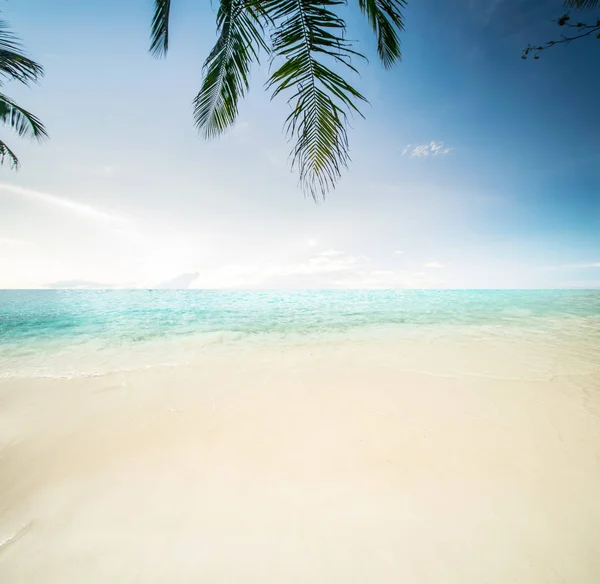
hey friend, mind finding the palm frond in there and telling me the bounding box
[0,20,44,85]
[193,0,267,138]
[150,0,172,58]
[264,0,367,198]
[0,138,19,169]
[0,93,48,140]
[565,0,599,8]
[358,0,406,68]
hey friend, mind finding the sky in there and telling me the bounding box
[0,0,598,289]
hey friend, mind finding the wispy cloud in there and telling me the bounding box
[424,261,443,268]
[0,237,33,249]
[560,280,600,289]
[0,183,125,224]
[319,249,345,257]
[542,262,600,271]
[402,141,452,158]
[88,165,116,177]
[157,272,200,289]
[191,249,444,289]
[45,279,112,289]
[394,250,404,255]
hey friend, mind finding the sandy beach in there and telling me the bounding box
[1,331,599,583]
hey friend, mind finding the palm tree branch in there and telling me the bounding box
[150,0,172,58]
[0,138,19,168]
[264,0,367,198]
[0,20,44,85]
[0,93,48,140]
[193,0,267,138]
[565,0,598,8]
[357,0,406,68]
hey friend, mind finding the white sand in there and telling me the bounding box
[1,334,600,583]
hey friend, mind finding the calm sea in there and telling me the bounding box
[1,290,599,378]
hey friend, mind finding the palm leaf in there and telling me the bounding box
[358,0,406,68]
[264,0,367,198]
[0,20,44,85]
[565,0,599,8]
[0,138,19,168]
[193,0,267,138]
[150,0,172,58]
[0,93,48,140]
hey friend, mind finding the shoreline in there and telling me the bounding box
[2,314,599,380]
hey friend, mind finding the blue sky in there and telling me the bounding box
[0,0,598,288]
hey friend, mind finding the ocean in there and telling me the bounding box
[1,289,599,378]
[1,289,600,582]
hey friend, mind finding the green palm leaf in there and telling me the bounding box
[150,0,172,58]
[565,0,599,8]
[264,0,367,198]
[0,13,47,170]
[0,93,48,139]
[0,20,44,85]
[0,138,19,168]
[193,0,267,138]
[358,0,406,68]
[147,0,406,198]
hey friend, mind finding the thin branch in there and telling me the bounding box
[523,14,600,58]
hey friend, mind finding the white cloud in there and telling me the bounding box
[319,249,344,257]
[190,249,444,290]
[157,272,200,289]
[541,262,600,271]
[424,261,443,268]
[402,141,452,158]
[560,280,600,289]
[0,237,33,249]
[90,165,116,177]
[46,279,112,289]
[306,238,318,248]
[394,250,404,255]
[0,183,125,224]
[302,250,360,274]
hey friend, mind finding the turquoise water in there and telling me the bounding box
[1,290,599,377]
